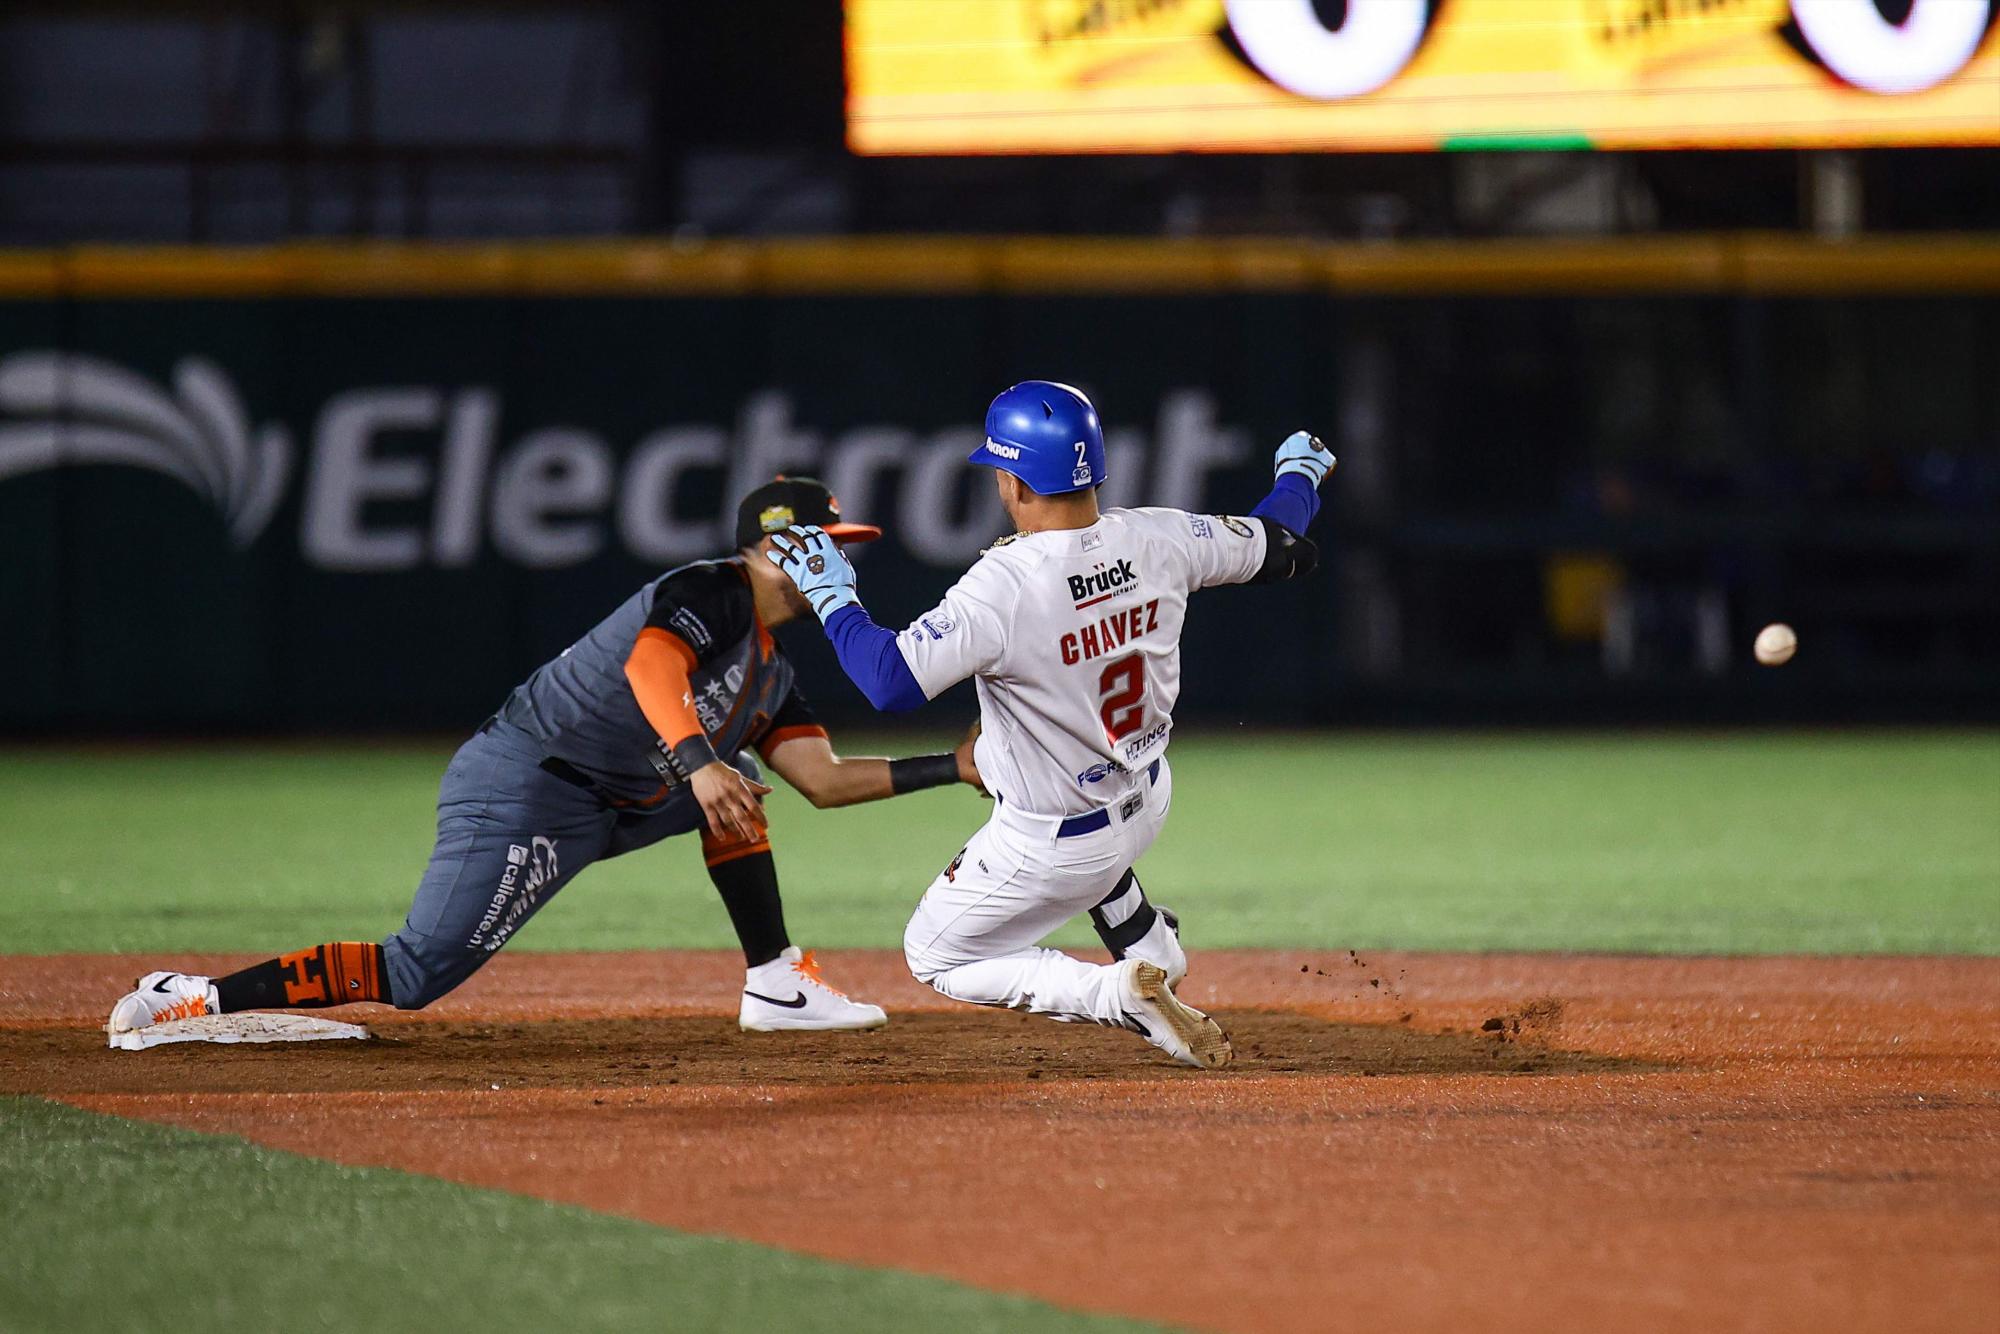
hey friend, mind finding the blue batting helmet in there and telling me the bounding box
[969,380,1106,495]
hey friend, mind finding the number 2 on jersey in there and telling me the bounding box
[1098,653,1146,742]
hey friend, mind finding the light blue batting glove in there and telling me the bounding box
[1273,430,1336,488]
[765,524,861,622]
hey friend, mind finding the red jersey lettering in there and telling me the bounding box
[1055,598,1168,665]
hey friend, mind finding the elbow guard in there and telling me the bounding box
[1251,518,1319,584]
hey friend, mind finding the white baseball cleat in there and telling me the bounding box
[1135,905,1187,987]
[738,947,888,1032]
[107,971,221,1035]
[1123,959,1232,1069]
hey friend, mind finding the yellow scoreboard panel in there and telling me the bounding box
[847,0,2000,153]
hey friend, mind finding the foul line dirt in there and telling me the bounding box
[4,950,1997,1334]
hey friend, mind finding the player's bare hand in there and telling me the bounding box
[691,761,772,844]
[1273,430,1335,488]
[954,720,988,796]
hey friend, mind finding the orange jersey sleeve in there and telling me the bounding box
[624,626,705,749]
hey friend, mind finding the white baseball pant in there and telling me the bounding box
[903,760,1185,1025]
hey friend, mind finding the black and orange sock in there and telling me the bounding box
[705,847,790,969]
[214,942,389,1012]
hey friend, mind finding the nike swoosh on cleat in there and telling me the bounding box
[742,989,809,1009]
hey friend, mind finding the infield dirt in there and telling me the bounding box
[4,950,1996,1334]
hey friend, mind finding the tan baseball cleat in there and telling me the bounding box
[1124,959,1232,1069]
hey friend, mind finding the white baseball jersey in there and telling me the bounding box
[894,507,1267,817]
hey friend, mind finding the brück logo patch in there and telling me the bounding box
[1068,558,1138,610]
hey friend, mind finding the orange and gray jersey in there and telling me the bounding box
[497,558,823,808]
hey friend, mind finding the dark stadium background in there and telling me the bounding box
[3,2,1995,735]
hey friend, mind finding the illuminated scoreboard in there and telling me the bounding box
[847,0,2000,153]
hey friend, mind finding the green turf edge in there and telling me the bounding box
[0,1096,1165,1334]
[3,732,1996,956]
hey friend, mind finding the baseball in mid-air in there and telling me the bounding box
[1755,622,1797,667]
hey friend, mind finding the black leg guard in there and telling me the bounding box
[1090,870,1160,960]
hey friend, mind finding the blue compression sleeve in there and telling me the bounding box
[824,604,929,713]
[1249,472,1321,535]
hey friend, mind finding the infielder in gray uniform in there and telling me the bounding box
[109,477,982,1038]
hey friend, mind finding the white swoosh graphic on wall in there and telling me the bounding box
[0,351,292,548]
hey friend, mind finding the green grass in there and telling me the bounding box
[0,1096,1157,1334]
[3,733,1994,1334]
[2,732,1995,957]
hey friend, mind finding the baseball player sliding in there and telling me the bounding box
[108,477,982,1041]
[769,382,1331,1068]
